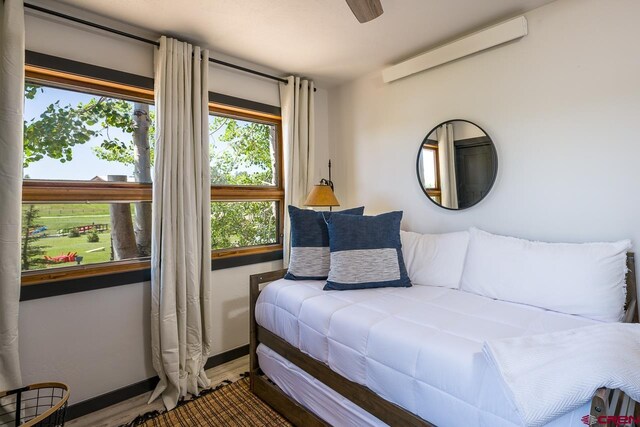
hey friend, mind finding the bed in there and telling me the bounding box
[249,254,638,427]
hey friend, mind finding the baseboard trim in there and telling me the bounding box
[204,344,250,371]
[66,376,160,421]
[66,344,250,421]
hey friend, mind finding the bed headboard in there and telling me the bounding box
[625,252,637,323]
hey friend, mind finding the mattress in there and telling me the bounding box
[258,344,384,426]
[255,279,598,426]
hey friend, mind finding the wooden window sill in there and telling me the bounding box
[212,244,282,259]
[20,246,283,301]
[23,180,153,203]
[21,259,151,286]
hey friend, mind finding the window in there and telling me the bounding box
[21,61,283,288]
[421,143,441,204]
[421,146,438,189]
[22,76,154,285]
[209,108,284,258]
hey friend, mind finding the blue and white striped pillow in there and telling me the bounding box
[285,205,365,280]
[324,211,411,290]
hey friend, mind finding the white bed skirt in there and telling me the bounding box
[257,344,591,427]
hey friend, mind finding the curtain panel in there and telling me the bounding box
[149,36,212,410]
[438,123,458,209]
[0,0,24,391]
[279,76,315,267]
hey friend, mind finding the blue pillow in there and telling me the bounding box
[285,205,365,280]
[324,211,411,290]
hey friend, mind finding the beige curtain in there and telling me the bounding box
[149,36,212,410]
[279,76,315,267]
[0,0,24,392]
[438,123,458,209]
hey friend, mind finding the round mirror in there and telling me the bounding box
[416,120,497,210]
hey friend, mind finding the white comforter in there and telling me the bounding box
[255,279,598,427]
[484,323,640,427]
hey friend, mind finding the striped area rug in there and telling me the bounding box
[121,377,292,427]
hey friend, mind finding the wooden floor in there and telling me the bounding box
[66,355,249,427]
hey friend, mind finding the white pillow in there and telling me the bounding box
[400,230,470,288]
[460,228,631,322]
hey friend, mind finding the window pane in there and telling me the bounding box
[21,202,151,271]
[23,84,154,182]
[422,148,437,189]
[211,201,278,250]
[209,115,277,186]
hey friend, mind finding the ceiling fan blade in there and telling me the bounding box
[345,0,384,23]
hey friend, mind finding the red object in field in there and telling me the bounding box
[44,252,77,264]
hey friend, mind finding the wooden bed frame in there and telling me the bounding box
[249,253,638,427]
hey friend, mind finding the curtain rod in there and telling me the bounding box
[24,2,308,88]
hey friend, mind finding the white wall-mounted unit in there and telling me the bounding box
[382,16,528,83]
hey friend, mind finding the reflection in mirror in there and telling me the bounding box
[417,120,497,210]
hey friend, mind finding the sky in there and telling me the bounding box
[23,84,272,182]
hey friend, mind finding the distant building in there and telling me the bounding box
[90,175,136,182]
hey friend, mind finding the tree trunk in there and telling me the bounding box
[132,103,152,257]
[108,175,138,260]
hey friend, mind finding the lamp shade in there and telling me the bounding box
[304,184,340,207]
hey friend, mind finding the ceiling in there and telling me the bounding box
[50,0,556,87]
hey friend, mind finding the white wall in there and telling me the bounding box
[330,0,640,248]
[20,8,330,405]
[19,261,281,404]
[451,121,486,140]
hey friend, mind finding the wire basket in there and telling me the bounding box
[0,383,69,427]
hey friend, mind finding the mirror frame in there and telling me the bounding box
[416,119,498,211]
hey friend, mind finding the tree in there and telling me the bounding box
[92,102,154,256]
[108,175,139,260]
[93,102,155,259]
[131,104,152,256]
[210,117,274,186]
[24,84,136,167]
[21,205,49,270]
[211,201,277,249]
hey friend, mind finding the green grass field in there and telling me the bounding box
[22,203,124,270]
[40,233,111,265]
[23,201,275,271]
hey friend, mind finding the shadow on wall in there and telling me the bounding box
[219,296,249,352]
[137,283,250,363]
[364,197,399,216]
[139,282,154,373]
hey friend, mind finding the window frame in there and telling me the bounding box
[21,53,284,292]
